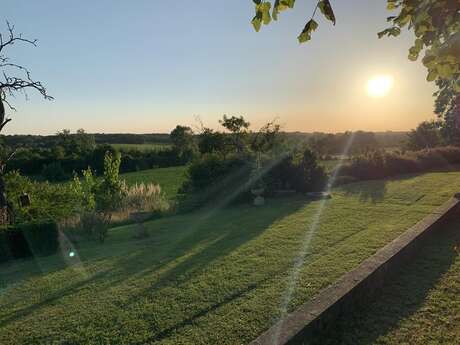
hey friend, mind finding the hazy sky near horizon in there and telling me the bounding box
[3,0,437,135]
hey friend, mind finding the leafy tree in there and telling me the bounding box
[170,125,194,150]
[56,128,95,158]
[219,115,250,153]
[406,120,442,150]
[170,125,197,161]
[250,0,459,132]
[250,120,281,154]
[95,151,125,215]
[198,127,228,156]
[69,152,125,243]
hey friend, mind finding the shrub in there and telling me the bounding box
[5,171,85,223]
[331,175,358,186]
[339,146,460,182]
[78,212,110,243]
[179,148,327,211]
[178,153,253,210]
[266,149,327,193]
[0,221,59,262]
[41,161,68,182]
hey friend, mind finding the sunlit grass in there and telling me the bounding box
[1,171,460,344]
[121,166,188,200]
[307,218,460,345]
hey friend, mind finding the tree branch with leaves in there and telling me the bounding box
[250,0,459,132]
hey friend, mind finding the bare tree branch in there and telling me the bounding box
[0,21,37,53]
[0,20,53,133]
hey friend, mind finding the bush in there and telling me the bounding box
[178,153,253,211]
[339,146,460,181]
[78,212,110,243]
[179,149,327,211]
[5,171,85,223]
[41,161,68,181]
[266,149,327,193]
[0,221,59,262]
[331,175,358,187]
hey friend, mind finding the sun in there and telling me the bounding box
[366,75,394,98]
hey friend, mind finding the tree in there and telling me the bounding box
[250,0,459,132]
[56,128,96,158]
[198,127,228,156]
[219,115,250,153]
[170,125,194,149]
[170,125,196,161]
[0,22,52,224]
[250,120,281,154]
[406,120,442,150]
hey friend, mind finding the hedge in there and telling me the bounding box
[0,221,59,263]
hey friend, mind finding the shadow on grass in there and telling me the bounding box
[305,219,460,345]
[335,172,432,204]
[116,196,309,303]
[0,196,308,332]
[337,179,388,203]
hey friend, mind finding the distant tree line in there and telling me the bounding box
[2,129,185,181]
[0,132,171,149]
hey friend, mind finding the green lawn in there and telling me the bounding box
[111,143,171,151]
[1,171,460,344]
[307,217,460,345]
[121,166,188,200]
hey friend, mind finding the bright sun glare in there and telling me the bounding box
[366,75,394,98]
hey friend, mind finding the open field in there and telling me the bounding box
[1,172,460,344]
[308,217,460,345]
[121,166,188,200]
[110,143,172,151]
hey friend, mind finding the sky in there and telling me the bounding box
[2,0,437,135]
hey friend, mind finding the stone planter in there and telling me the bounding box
[306,191,332,200]
[251,188,265,206]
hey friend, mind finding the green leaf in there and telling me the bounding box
[318,0,336,25]
[298,19,318,43]
[378,27,401,39]
[387,0,398,10]
[261,2,272,25]
[454,80,460,93]
[280,0,295,8]
[426,69,438,82]
[252,15,262,32]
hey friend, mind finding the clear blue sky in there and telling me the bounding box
[3,0,435,134]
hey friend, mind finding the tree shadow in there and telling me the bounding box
[116,196,310,305]
[337,179,388,203]
[0,196,309,332]
[305,218,460,345]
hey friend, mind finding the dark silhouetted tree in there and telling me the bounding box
[407,120,442,150]
[0,21,52,224]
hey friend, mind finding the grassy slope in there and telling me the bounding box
[307,218,460,345]
[1,172,460,345]
[121,166,188,200]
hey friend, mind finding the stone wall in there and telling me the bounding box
[251,196,460,345]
